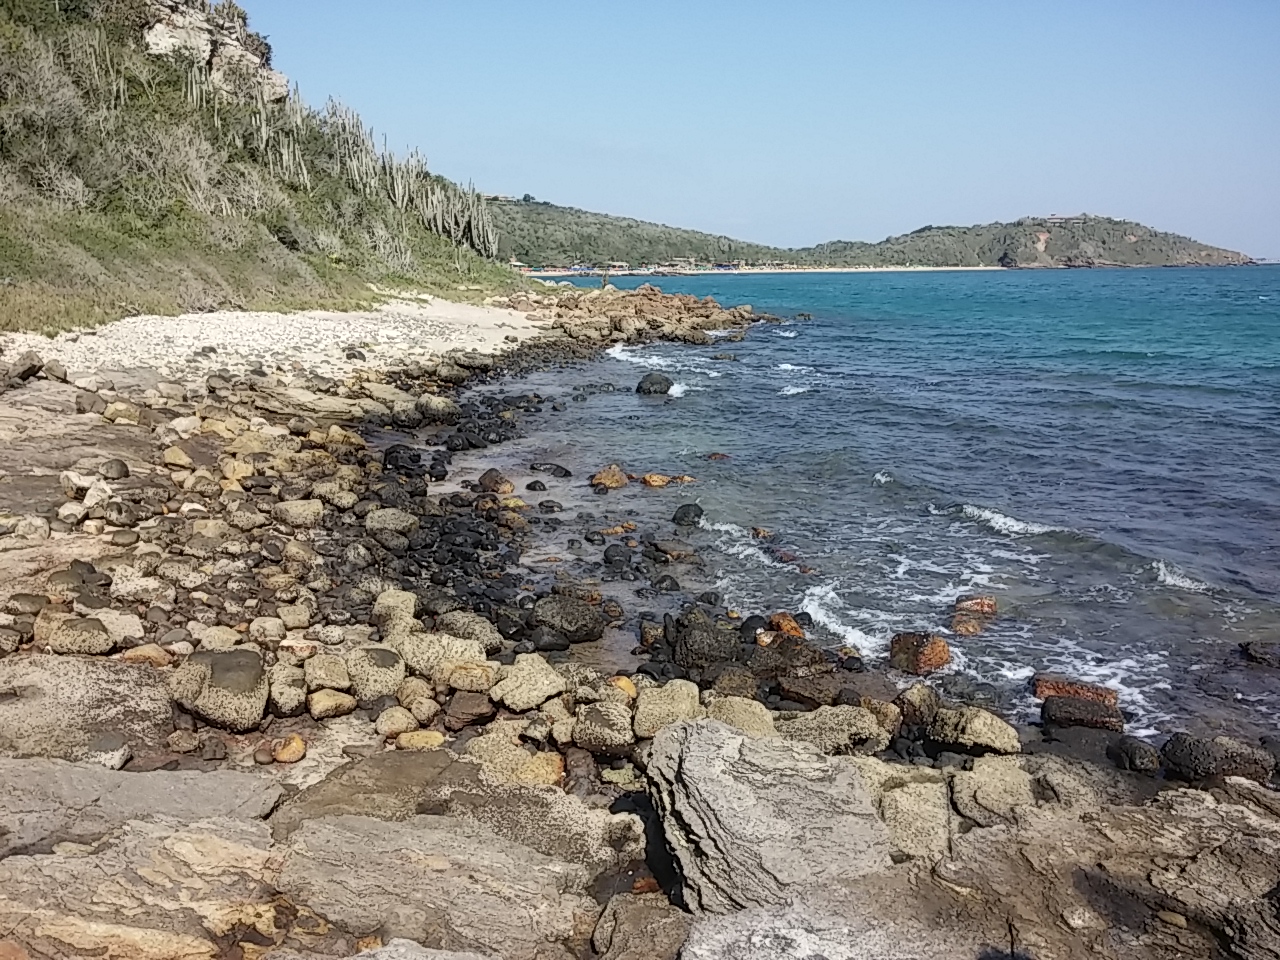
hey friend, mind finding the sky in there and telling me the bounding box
[246,0,1280,258]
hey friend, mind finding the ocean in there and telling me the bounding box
[478,267,1280,739]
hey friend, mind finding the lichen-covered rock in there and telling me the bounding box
[346,645,406,702]
[633,679,705,738]
[927,706,1021,755]
[304,653,351,692]
[394,632,487,684]
[169,648,268,733]
[490,654,567,712]
[269,662,307,717]
[532,595,604,644]
[272,499,324,527]
[307,688,357,720]
[365,507,420,535]
[776,705,890,755]
[435,610,504,656]
[706,696,775,737]
[47,617,114,655]
[574,701,635,757]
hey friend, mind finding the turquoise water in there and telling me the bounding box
[504,267,1280,737]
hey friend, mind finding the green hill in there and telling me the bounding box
[0,0,519,333]
[493,200,1251,270]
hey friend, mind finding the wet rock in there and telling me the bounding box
[590,463,629,489]
[477,468,514,494]
[1032,672,1120,706]
[169,648,269,733]
[928,706,1022,756]
[1107,734,1161,774]
[888,632,951,675]
[647,720,892,913]
[1240,640,1280,668]
[673,503,704,526]
[636,372,674,395]
[532,595,604,644]
[1041,694,1125,732]
[776,705,890,755]
[633,679,705,738]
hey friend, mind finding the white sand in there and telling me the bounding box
[1,296,548,382]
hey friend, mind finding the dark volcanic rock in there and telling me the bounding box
[1041,695,1125,733]
[532,595,604,644]
[1107,735,1161,774]
[670,610,738,671]
[636,372,675,395]
[1162,732,1277,784]
[672,504,704,527]
[1241,640,1280,668]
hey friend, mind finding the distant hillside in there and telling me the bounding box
[492,201,1251,270]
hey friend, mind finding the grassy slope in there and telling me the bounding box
[493,201,1252,270]
[0,0,523,334]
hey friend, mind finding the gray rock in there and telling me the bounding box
[169,648,269,732]
[0,655,172,761]
[636,372,674,395]
[592,893,690,960]
[304,653,351,692]
[679,904,965,960]
[489,653,566,712]
[275,814,601,959]
[269,662,307,717]
[647,720,893,913]
[1162,732,1276,784]
[532,595,604,644]
[415,392,463,424]
[705,696,775,737]
[435,610,504,656]
[0,757,283,857]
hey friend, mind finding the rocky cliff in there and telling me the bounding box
[143,0,288,101]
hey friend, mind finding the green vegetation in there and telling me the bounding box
[0,0,521,332]
[494,201,1251,270]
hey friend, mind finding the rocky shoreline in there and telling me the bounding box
[0,284,1276,960]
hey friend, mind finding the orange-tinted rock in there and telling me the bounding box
[769,612,806,638]
[1031,673,1119,707]
[641,473,673,488]
[889,632,952,675]
[751,527,773,540]
[591,464,629,489]
[706,452,731,461]
[477,468,514,495]
[955,595,998,616]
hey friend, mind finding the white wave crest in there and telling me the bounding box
[777,363,812,372]
[775,330,798,338]
[873,471,893,486]
[1153,560,1210,592]
[668,383,690,397]
[779,385,810,396]
[962,505,1066,536]
[799,584,888,656]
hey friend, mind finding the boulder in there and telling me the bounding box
[927,706,1021,755]
[592,893,691,960]
[269,663,307,717]
[0,758,282,857]
[673,503,704,526]
[776,705,890,755]
[489,654,567,711]
[276,814,601,960]
[573,701,635,756]
[272,499,324,528]
[47,617,114,655]
[366,507,420,535]
[394,632,487,683]
[706,696,775,737]
[308,689,357,720]
[304,653,351,692]
[532,595,604,644]
[671,611,739,670]
[1162,733,1276,784]
[647,721,892,913]
[590,464,629,489]
[346,645,406,702]
[633,679,705,738]
[0,655,172,761]
[416,392,462,424]
[636,372,674,395]
[435,610,504,655]
[893,683,941,727]
[1031,672,1119,706]
[168,648,269,733]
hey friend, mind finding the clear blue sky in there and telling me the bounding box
[247,0,1280,258]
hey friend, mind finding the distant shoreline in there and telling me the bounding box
[526,265,1007,279]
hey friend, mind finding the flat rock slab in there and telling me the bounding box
[647,720,893,914]
[0,757,284,857]
[0,654,173,762]
[276,814,601,960]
